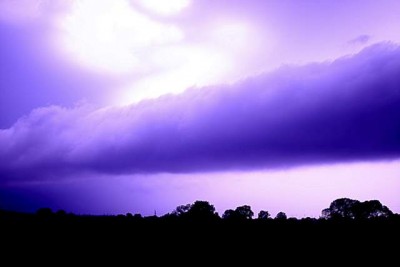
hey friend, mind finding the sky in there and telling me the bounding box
[1,0,400,217]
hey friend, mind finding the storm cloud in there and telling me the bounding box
[1,43,400,182]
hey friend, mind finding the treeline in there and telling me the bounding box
[6,197,397,222]
[1,197,399,255]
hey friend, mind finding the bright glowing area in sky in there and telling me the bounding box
[117,45,232,104]
[57,0,258,104]
[213,22,251,50]
[137,0,191,16]
[59,0,184,74]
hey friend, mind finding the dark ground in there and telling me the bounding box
[1,209,399,264]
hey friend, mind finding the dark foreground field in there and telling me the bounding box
[1,209,399,260]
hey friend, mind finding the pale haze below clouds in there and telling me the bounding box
[1,161,399,217]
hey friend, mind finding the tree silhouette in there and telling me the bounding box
[178,201,219,221]
[172,204,191,217]
[258,210,270,220]
[222,205,254,220]
[222,209,236,220]
[133,213,142,219]
[322,198,360,219]
[275,212,287,220]
[322,198,393,219]
[353,200,393,219]
[235,205,254,219]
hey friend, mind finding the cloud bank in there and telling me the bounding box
[1,43,400,183]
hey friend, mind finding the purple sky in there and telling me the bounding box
[1,0,400,217]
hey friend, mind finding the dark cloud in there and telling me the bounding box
[348,34,371,45]
[1,43,400,182]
